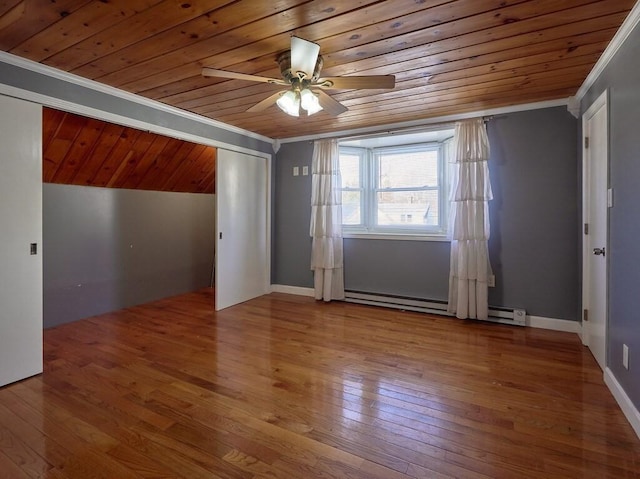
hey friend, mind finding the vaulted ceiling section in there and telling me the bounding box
[43,108,216,194]
[1,1,637,139]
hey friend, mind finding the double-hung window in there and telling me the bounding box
[339,130,453,239]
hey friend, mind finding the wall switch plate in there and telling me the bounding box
[488,275,495,287]
[293,166,299,176]
[302,166,309,176]
[623,344,629,370]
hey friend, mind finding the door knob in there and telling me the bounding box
[593,247,605,256]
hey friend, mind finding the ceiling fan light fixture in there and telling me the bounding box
[276,90,300,116]
[300,88,322,115]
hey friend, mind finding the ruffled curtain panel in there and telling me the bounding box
[448,118,493,320]
[310,139,345,301]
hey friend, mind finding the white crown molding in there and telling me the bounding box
[0,51,274,145]
[278,98,570,144]
[575,0,640,101]
[0,82,271,160]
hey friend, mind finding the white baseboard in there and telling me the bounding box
[271,285,581,333]
[270,284,315,297]
[526,315,582,334]
[604,368,640,440]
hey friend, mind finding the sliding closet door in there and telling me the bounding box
[215,149,269,310]
[0,95,43,386]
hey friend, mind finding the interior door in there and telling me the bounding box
[0,95,43,386]
[215,149,269,310]
[582,90,608,370]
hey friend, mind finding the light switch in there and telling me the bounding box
[302,166,309,176]
[293,166,299,176]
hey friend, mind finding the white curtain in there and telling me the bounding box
[448,118,493,320]
[310,139,345,301]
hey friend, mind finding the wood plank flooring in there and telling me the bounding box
[1,289,639,478]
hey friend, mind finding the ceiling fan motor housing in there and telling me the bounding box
[277,50,324,85]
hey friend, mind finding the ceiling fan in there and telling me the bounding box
[202,36,395,117]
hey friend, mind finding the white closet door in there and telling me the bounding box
[215,149,269,310]
[0,95,43,386]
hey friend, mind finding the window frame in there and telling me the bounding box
[339,140,451,241]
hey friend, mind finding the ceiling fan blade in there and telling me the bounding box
[246,91,284,113]
[315,90,348,116]
[202,67,287,85]
[290,36,320,79]
[316,75,396,90]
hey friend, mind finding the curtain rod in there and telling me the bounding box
[306,116,494,144]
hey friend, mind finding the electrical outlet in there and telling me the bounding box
[623,344,629,370]
[488,275,495,287]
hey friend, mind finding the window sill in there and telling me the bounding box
[343,231,450,242]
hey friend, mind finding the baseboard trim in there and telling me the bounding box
[526,315,582,334]
[270,284,315,297]
[604,368,640,440]
[270,285,581,334]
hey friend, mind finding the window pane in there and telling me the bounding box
[378,150,438,188]
[342,191,361,225]
[339,153,361,188]
[376,190,439,226]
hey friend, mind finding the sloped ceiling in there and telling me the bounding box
[43,108,216,194]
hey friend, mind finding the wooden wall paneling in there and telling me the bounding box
[89,127,143,188]
[160,143,207,192]
[70,122,126,186]
[119,135,172,191]
[42,112,88,183]
[51,117,106,185]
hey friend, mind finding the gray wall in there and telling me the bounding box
[272,106,580,320]
[0,60,273,155]
[581,20,640,409]
[44,184,215,328]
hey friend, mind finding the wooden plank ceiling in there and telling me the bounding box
[1,1,636,139]
[43,108,216,194]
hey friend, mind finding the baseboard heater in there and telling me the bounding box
[344,291,526,327]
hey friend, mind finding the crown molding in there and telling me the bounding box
[575,0,640,101]
[0,51,274,145]
[278,98,570,144]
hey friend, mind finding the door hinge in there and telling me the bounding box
[584,223,589,235]
[583,309,589,322]
[584,136,589,149]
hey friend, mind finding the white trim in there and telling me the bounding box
[0,83,270,161]
[270,285,582,333]
[279,98,570,144]
[343,232,450,242]
[581,90,608,352]
[270,284,315,297]
[575,1,640,102]
[604,368,640,439]
[526,315,582,334]
[0,51,274,145]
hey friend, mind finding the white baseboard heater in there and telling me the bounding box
[344,291,526,327]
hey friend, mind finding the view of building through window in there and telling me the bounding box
[339,127,453,236]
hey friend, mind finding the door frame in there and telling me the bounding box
[0,77,273,311]
[581,89,608,355]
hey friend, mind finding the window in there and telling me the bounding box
[339,129,453,238]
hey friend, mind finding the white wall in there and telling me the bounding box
[0,95,43,386]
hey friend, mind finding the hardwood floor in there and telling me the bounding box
[1,289,639,478]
